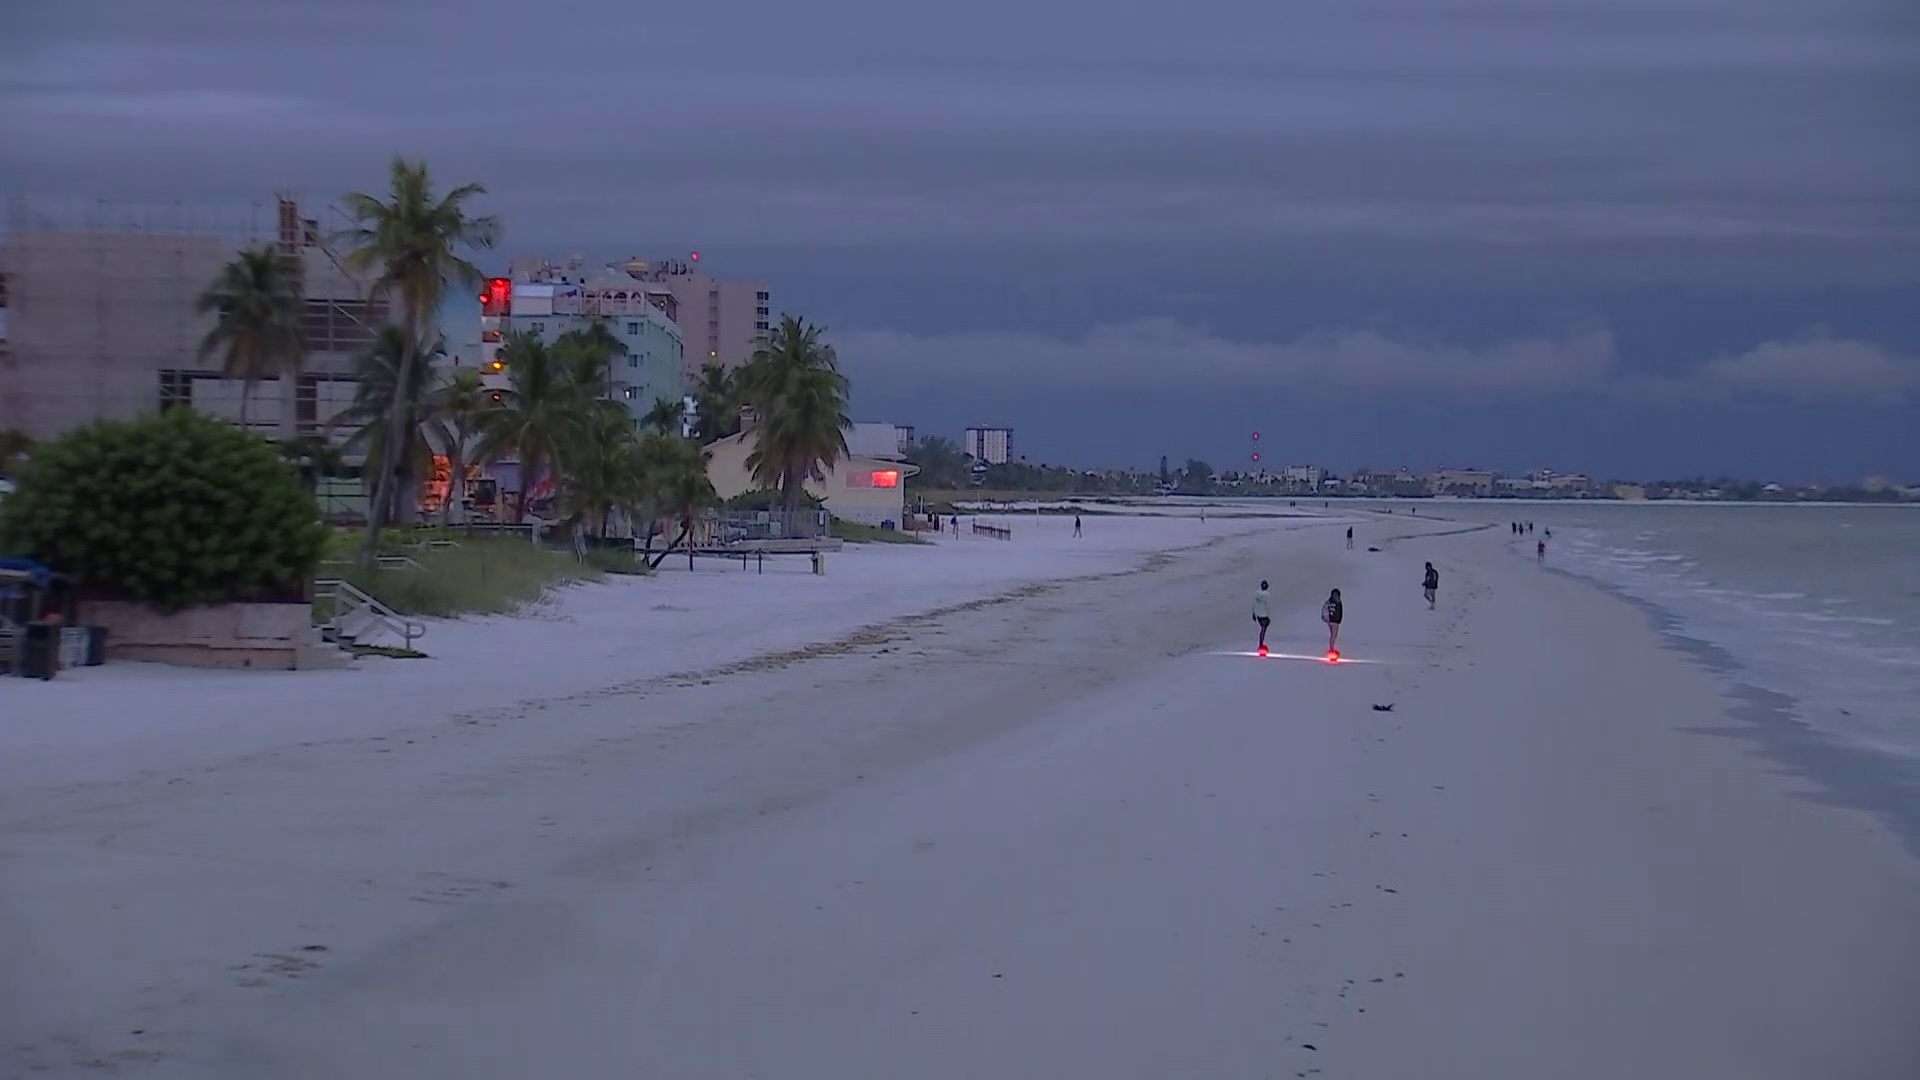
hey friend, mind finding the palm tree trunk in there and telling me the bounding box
[239,381,252,430]
[359,307,420,566]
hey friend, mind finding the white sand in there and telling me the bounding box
[3,513,1917,1078]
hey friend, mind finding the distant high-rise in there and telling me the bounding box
[964,426,1013,465]
[504,252,766,379]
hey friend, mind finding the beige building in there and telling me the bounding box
[704,422,918,527]
[0,196,381,445]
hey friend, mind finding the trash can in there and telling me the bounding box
[19,621,56,680]
[811,551,825,576]
[85,625,108,666]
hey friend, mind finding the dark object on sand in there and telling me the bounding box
[1372,703,1394,712]
[1367,545,1383,552]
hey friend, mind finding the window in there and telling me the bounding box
[848,470,900,489]
[628,356,638,368]
[300,297,386,353]
[754,320,769,331]
[755,306,769,317]
[627,322,640,335]
[755,291,769,302]
[157,369,191,411]
[529,321,547,334]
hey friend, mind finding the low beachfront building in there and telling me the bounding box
[704,422,919,528]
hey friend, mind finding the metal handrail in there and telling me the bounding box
[313,577,425,650]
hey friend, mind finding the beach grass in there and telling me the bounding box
[327,530,608,617]
[832,519,928,544]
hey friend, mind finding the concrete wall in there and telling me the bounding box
[80,600,345,670]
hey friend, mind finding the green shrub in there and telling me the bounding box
[724,488,823,511]
[583,546,649,575]
[2,409,326,611]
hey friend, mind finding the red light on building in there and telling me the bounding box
[481,277,511,316]
[1251,431,1260,440]
[871,470,900,489]
[689,251,699,262]
[1251,452,1260,462]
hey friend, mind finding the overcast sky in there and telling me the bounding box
[5,0,1916,479]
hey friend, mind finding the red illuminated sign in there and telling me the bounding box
[871,470,900,489]
[481,277,511,316]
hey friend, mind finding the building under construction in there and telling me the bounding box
[0,194,385,445]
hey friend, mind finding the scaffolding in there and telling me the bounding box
[0,194,382,444]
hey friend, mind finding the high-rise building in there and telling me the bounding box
[507,253,767,377]
[964,426,1013,465]
[894,425,916,453]
[626,254,770,377]
[479,262,686,427]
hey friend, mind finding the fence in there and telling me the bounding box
[704,509,831,544]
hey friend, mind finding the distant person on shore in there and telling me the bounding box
[1423,562,1440,609]
[950,515,961,537]
[1073,515,1082,538]
[1321,589,1344,656]
[1252,580,1272,655]
[1346,526,1354,550]
[1537,539,1547,564]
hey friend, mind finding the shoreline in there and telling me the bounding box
[1547,557,1920,862]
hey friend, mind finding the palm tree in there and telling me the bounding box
[633,433,717,569]
[553,323,628,402]
[737,315,852,511]
[332,326,442,526]
[641,396,687,436]
[426,368,497,525]
[194,246,307,431]
[558,407,646,538]
[691,361,741,443]
[476,332,587,523]
[334,157,499,562]
[0,428,32,477]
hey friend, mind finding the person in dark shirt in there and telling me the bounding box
[1423,562,1440,609]
[1321,589,1344,656]
[1345,526,1354,550]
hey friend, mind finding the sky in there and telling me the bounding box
[3,0,1917,481]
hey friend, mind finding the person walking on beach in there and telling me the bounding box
[1423,562,1440,609]
[1345,526,1354,550]
[1536,538,1546,564]
[1073,514,1082,538]
[1321,588,1344,656]
[1252,580,1273,655]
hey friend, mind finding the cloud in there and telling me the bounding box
[836,320,1618,397]
[1698,334,1920,402]
[838,321,1920,405]
[2,0,1914,284]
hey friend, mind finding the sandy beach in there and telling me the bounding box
[3,511,1917,1078]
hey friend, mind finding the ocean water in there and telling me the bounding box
[1399,502,1920,761]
